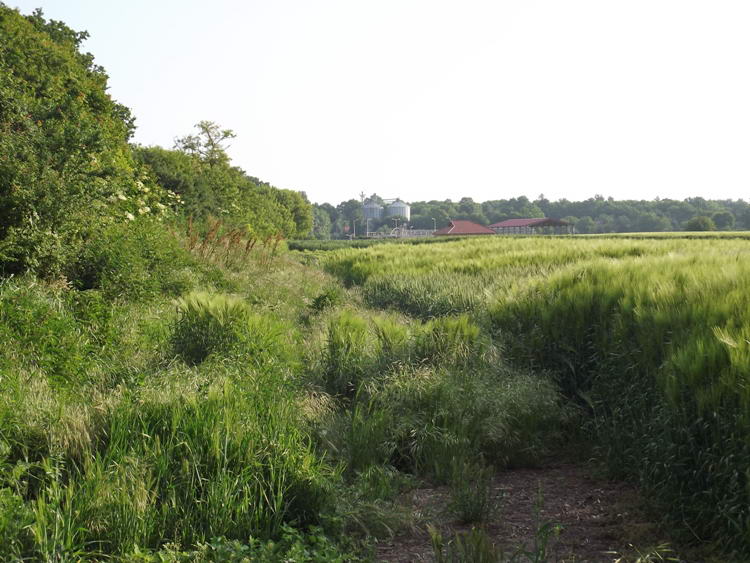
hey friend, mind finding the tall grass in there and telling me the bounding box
[172,291,296,369]
[0,219,350,559]
[325,234,750,553]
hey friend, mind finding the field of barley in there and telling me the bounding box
[323,233,750,555]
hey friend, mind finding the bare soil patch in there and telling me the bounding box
[376,461,683,562]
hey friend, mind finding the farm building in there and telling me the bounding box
[489,218,571,235]
[433,220,496,236]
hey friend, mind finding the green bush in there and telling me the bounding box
[68,220,193,301]
[0,6,173,278]
[310,285,343,313]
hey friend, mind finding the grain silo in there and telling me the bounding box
[363,200,383,220]
[384,199,410,222]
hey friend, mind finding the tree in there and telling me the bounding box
[685,216,716,231]
[312,206,332,239]
[576,216,596,234]
[174,121,236,167]
[711,211,735,230]
[0,6,171,276]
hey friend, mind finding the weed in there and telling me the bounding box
[448,457,500,524]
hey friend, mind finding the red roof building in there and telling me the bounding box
[489,218,571,234]
[433,220,496,236]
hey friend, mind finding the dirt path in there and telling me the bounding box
[375,461,683,562]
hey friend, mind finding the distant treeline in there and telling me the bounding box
[312,195,749,238]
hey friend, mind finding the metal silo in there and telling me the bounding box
[384,200,410,222]
[363,200,383,220]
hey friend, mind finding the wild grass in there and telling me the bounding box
[448,457,500,524]
[8,221,747,558]
[0,219,353,560]
[171,291,295,369]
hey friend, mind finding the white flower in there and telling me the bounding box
[125,212,135,221]
[138,206,151,214]
[117,193,127,201]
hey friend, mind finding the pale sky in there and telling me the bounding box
[10,1,750,204]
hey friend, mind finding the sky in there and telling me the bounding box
[10,1,750,204]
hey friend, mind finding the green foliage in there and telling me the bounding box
[430,526,502,563]
[685,215,716,231]
[414,315,484,367]
[68,219,193,300]
[321,311,373,397]
[0,6,173,277]
[325,234,750,553]
[711,210,735,230]
[0,487,34,558]
[364,273,482,318]
[371,369,567,480]
[448,457,499,524]
[21,376,336,557]
[135,124,313,239]
[127,526,366,562]
[0,278,92,383]
[310,285,343,313]
[172,292,294,368]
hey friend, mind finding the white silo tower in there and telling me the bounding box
[363,200,383,220]
[385,199,410,222]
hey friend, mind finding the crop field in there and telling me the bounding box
[324,234,750,554]
[1,227,748,560]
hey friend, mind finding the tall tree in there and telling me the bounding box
[174,121,236,167]
[0,5,170,276]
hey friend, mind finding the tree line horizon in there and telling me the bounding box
[310,194,745,238]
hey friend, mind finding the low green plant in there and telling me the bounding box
[125,524,367,562]
[448,457,500,524]
[372,315,412,371]
[430,526,502,563]
[310,285,343,313]
[414,315,484,368]
[321,311,373,397]
[0,278,92,384]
